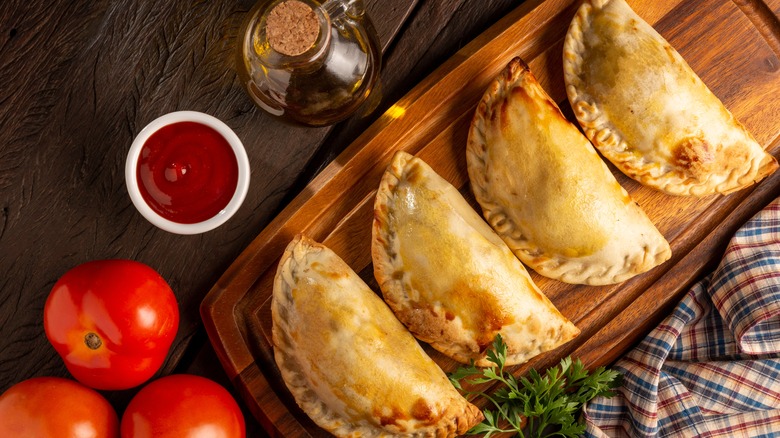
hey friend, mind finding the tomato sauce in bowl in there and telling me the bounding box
[126,111,250,235]
[137,122,238,224]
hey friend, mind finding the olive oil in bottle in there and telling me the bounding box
[238,0,382,126]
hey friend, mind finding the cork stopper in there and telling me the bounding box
[266,0,320,57]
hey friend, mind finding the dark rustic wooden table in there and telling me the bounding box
[0,0,520,435]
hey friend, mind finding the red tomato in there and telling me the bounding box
[0,377,119,437]
[121,374,245,438]
[44,260,179,390]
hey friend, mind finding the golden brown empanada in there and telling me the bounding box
[272,235,482,438]
[372,151,580,367]
[563,0,777,196]
[467,58,671,285]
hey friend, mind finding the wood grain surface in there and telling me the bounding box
[0,0,522,433]
[201,0,780,435]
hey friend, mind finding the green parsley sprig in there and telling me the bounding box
[449,334,621,438]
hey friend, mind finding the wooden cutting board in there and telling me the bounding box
[201,0,780,435]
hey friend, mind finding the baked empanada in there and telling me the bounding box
[372,151,579,367]
[563,0,777,196]
[272,235,482,438]
[467,58,671,285]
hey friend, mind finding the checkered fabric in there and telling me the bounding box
[583,197,780,438]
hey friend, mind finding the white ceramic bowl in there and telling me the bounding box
[125,111,250,235]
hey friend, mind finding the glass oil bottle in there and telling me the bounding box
[237,0,382,126]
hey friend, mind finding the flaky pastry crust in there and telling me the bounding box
[272,235,482,437]
[467,57,671,285]
[372,151,579,367]
[563,0,777,196]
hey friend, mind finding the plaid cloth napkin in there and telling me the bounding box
[583,197,780,438]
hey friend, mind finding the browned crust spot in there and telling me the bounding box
[672,136,715,181]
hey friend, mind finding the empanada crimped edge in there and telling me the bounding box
[272,234,483,437]
[371,153,481,364]
[372,151,580,366]
[467,57,671,285]
[562,0,777,196]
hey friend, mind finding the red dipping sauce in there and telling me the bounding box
[136,122,239,224]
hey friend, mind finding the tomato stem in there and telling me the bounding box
[84,332,102,350]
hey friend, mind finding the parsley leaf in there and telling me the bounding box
[449,334,621,438]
